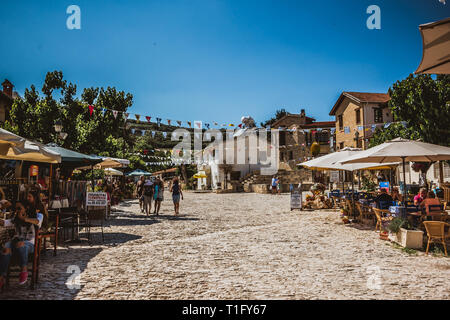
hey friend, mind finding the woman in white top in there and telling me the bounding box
[0,200,43,288]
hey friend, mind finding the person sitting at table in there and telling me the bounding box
[27,189,48,231]
[375,188,393,209]
[413,188,427,206]
[391,187,403,203]
[0,200,44,289]
[419,191,441,215]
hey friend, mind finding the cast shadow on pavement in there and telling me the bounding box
[0,246,103,300]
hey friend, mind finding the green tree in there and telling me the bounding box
[370,74,450,147]
[260,108,288,127]
[4,71,134,158]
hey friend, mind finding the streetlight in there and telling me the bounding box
[54,120,68,142]
[54,120,63,133]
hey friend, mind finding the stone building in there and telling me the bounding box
[329,92,392,150]
[271,109,335,171]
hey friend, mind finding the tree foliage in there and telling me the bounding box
[370,74,450,147]
[4,70,134,161]
[260,108,288,127]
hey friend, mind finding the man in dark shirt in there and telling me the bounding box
[375,188,393,209]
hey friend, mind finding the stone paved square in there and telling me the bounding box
[1,192,449,300]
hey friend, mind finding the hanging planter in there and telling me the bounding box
[411,162,431,173]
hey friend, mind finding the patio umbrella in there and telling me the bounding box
[45,143,101,167]
[193,172,207,179]
[104,168,123,176]
[0,129,61,163]
[415,17,450,74]
[127,169,152,176]
[340,138,450,196]
[299,148,399,214]
[299,148,399,171]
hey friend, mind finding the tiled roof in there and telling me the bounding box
[329,91,390,115]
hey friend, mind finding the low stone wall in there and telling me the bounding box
[252,184,270,194]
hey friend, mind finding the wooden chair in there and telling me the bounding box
[372,207,393,233]
[332,196,345,209]
[423,221,450,256]
[5,227,41,290]
[355,202,373,222]
[38,209,59,256]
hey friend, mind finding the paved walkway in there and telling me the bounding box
[2,192,449,299]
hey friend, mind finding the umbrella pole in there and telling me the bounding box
[402,157,407,204]
[351,170,355,218]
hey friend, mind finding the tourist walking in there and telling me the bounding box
[170,177,183,215]
[142,180,154,216]
[271,175,278,195]
[136,176,145,213]
[153,178,164,215]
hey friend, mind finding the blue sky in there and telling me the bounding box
[0,0,448,125]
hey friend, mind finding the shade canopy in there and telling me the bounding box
[45,143,101,167]
[298,148,398,171]
[104,168,123,176]
[127,169,152,176]
[340,138,450,164]
[77,156,130,169]
[415,17,450,74]
[0,129,61,163]
[193,172,208,179]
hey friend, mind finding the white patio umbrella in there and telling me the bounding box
[340,138,450,195]
[104,168,123,176]
[299,148,398,171]
[299,148,399,206]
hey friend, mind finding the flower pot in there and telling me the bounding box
[390,228,423,249]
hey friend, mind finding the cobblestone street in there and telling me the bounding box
[2,192,449,300]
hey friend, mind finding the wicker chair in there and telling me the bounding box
[372,207,393,233]
[355,202,373,222]
[423,221,450,256]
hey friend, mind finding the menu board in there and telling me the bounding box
[86,192,108,207]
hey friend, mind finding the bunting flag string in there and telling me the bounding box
[81,103,407,136]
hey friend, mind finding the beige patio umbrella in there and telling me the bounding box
[0,129,61,163]
[104,168,123,176]
[415,17,450,74]
[340,138,450,195]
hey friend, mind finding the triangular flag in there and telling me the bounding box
[187,121,192,128]
[163,132,167,138]
[101,108,107,116]
[112,110,119,119]
[135,114,140,122]
[167,119,171,126]
[205,123,210,129]
[156,118,161,127]
[146,116,151,123]
[88,105,94,116]
[176,120,182,127]
[142,130,146,136]
[131,128,136,134]
[151,131,156,137]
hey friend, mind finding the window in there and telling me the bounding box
[279,131,286,146]
[289,151,293,160]
[355,109,361,124]
[338,114,343,130]
[339,142,344,150]
[374,108,383,123]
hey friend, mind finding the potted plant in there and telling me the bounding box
[387,217,423,249]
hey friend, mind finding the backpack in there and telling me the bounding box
[143,184,153,197]
[172,183,180,195]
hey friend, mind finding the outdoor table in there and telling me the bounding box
[389,206,408,218]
